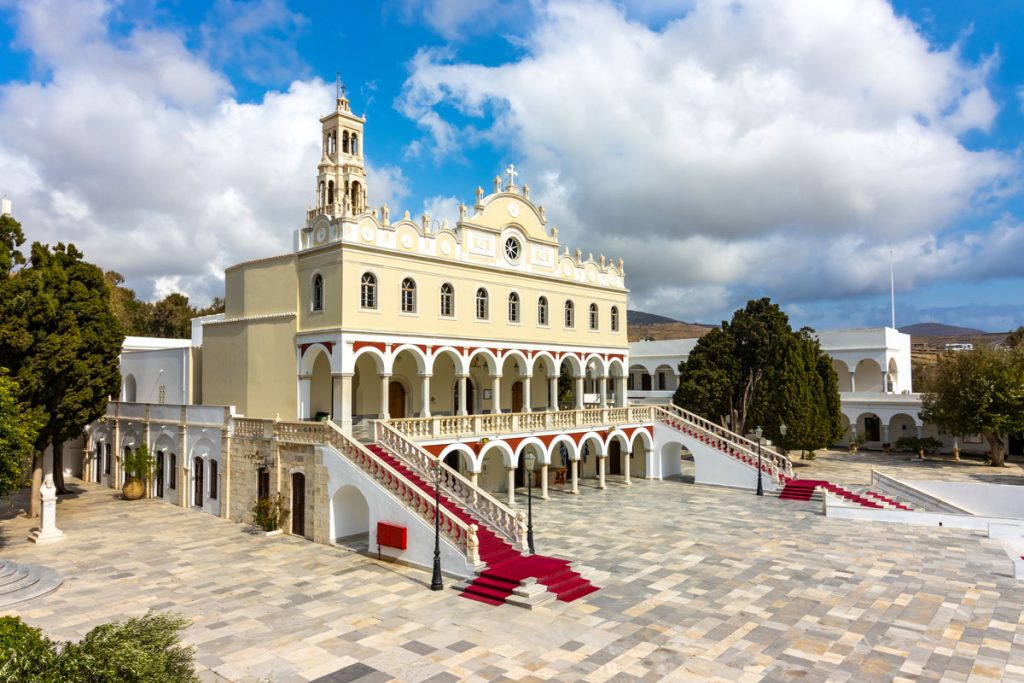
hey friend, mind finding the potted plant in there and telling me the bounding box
[121,444,154,500]
[848,431,861,454]
[252,493,289,535]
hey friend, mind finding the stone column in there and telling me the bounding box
[470,471,479,487]
[457,374,468,415]
[297,373,312,419]
[541,463,549,499]
[614,376,626,407]
[598,375,608,406]
[378,373,391,419]
[849,371,856,393]
[178,409,189,508]
[143,407,152,498]
[624,449,632,485]
[598,455,607,489]
[571,459,579,494]
[419,373,432,418]
[111,416,121,489]
[28,474,64,544]
[573,376,585,409]
[916,425,923,438]
[882,424,890,444]
[881,370,890,393]
[548,376,558,410]
[491,373,502,414]
[221,409,232,520]
[335,373,353,433]
[506,467,516,506]
[522,375,532,412]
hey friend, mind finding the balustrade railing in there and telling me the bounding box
[375,421,527,550]
[652,405,793,478]
[322,421,479,565]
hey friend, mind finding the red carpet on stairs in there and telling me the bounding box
[778,479,893,509]
[366,444,599,607]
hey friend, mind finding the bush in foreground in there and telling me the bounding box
[0,611,197,683]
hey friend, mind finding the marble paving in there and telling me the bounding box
[1,450,1023,682]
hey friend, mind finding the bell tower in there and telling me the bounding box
[311,80,367,223]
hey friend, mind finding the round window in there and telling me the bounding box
[504,237,521,262]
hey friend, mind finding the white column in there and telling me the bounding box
[882,425,890,444]
[624,449,632,485]
[571,459,579,494]
[849,371,856,392]
[470,471,478,487]
[573,375,584,409]
[541,463,549,499]
[379,373,390,419]
[881,370,889,393]
[336,373,353,433]
[916,425,923,438]
[506,467,516,506]
[457,374,468,415]
[491,373,502,414]
[419,373,431,418]
[548,376,558,410]
[522,375,532,412]
[598,375,608,406]
[598,456,606,489]
[614,376,626,407]
[298,374,312,419]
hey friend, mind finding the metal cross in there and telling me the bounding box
[505,164,518,187]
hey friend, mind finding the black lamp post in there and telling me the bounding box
[525,451,536,554]
[430,459,444,591]
[779,422,788,458]
[754,426,764,497]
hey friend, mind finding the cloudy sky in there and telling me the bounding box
[1,0,1022,332]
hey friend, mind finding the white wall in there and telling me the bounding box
[120,347,190,405]
[902,481,1024,518]
[652,423,780,492]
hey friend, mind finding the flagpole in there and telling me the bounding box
[889,249,895,330]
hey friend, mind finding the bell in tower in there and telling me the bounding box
[311,78,368,223]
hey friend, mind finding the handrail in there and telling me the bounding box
[374,420,527,550]
[652,405,793,478]
[263,418,480,565]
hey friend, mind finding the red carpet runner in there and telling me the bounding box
[366,445,598,606]
[778,479,910,510]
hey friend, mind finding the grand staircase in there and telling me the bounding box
[778,479,913,510]
[365,442,599,607]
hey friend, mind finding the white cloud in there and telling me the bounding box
[389,0,527,41]
[399,0,1021,322]
[0,0,331,303]
[421,194,461,228]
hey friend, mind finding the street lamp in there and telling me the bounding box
[525,451,537,554]
[779,422,788,458]
[430,458,444,591]
[754,425,764,497]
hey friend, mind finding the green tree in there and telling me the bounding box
[674,298,842,451]
[104,270,154,336]
[150,292,194,338]
[0,213,27,277]
[920,344,1024,466]
[0,371,39,497]
[0,239,124,509]
[1006,325,1024,349]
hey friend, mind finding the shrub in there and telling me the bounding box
[0,612,197,683]
[253,493,288,532]
[122,444,155,481]
[894,437,944,454]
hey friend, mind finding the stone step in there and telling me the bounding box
[0,561,62,609]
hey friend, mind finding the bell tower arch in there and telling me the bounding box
[311,81,368,222]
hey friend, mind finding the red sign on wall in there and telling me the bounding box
[377,522,407,550]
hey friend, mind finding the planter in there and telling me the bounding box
[122,476,145,501]
[848,444,858,454]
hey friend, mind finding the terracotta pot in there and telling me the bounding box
[122,476,145,500]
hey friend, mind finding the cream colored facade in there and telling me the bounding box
[202,92,629,430]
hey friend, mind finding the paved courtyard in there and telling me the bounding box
[2,452,1023,682]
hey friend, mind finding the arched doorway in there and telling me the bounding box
[388,381,406,419]
[123,374,137,402]
[155,450,164,497]
[609,439,622,475]
[331,485,369,549]
[292,472,306,536]
[309,351,332,420]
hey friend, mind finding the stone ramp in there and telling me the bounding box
[0,558,63,609]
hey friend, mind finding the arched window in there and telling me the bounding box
[611,305,619,332]
[342,131,350,154]
[327,180,334,205]
[440,283,454,317]
[538,296,548,326]
[508,292,520,323]
[476,288,489,320]
[209,459,218,500]
[351,133,359,156]
[312,274,324,312]
[564,300,574,328]
[589,303,599,331]
[169,453,176,488]
[401,277,416,313]
[360,272,377,309]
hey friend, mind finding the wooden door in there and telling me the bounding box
[155,452,164,497]
[292,472,306,536]
[194,457,204,507]
[511,381,524,413]
[466,380,475,415]
[609,440,622,475]
[388,381,406,419]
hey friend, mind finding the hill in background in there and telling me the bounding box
[627,309,713,342]
[900,322,987,337]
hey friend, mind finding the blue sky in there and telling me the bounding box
[1,0,1022,333]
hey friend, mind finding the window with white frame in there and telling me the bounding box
[401,277,417,313]
[611,306,619,332]
[312,273,324,312]
[589,303,599,330]
[440,283,454,317]
[360,272,377,309]
[538,296,548,325]
[564,300,574,328]
[508,292,520,323]
[476,288,489,320]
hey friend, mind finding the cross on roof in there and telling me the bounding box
[505,164,518,188]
